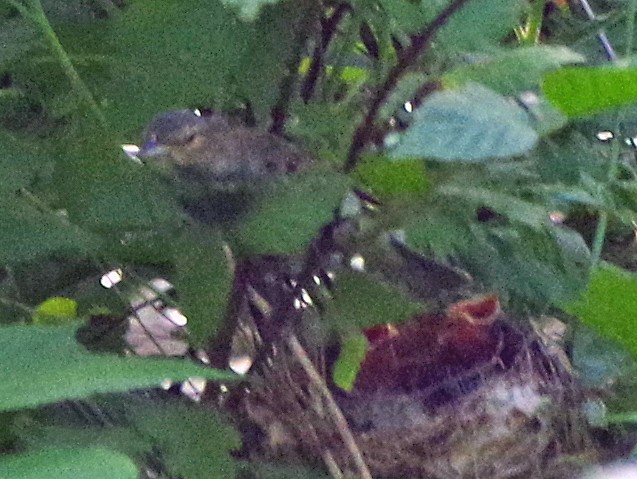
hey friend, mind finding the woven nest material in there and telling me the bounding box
[240,318,595,479]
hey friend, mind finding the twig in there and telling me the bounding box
[344,0,471,172]
[285,333,373,479]
[301,2,352,103]
[578,0,617,61]
[270,2,321,135]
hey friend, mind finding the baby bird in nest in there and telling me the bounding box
[138,109,314,188]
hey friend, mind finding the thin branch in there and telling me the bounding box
[301,2,352,103]
[286,333,373,479]
[344,0,471,172]
[270,2,322,135]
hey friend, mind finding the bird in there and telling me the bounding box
[138,109,314,188]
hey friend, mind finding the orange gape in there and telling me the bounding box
[354,295,502,393]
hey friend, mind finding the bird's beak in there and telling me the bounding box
[138,138,169,158]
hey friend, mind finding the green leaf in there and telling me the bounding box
[14,412,151,459]
[443,46,585,95]
[129,396,240,479]
[55,132,182,232]
[14,393,240,479]
[0,133,52,195]
[0,198,98,265]
[404,204,473,258]
[0,323,237,412]
[95,0,306,132]
[324,271,426,333]
[332,333,368,391]
[231,170,351,255]
[563,263,637,359]
[542,67,637,118]
[354,155,430,199]
[0,17,38,68]
[390,84,538,161]
[376,0,523,51]
[173,228,233,347]
[436,0,525,52]
[461,224,588,307]
[0,448,138,479]
[33,297,78,325]
[534,130,609,185]
[438,185,550,228]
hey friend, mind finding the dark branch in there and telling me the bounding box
[301,2,352,103]
[270,3,322,135]
[344,0,471,172]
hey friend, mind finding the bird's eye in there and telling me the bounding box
[184,133,197,144]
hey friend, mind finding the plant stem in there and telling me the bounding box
[590,130,621,268]
[625,0,637,57]
[286,333,373,479]
[9,0,107,126]
[514,0,545,46]
[345,0,470,172]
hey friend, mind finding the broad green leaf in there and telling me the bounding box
[220,0,282,21]
[436,0,525,52]
[374,0,445,34]
[375,0,522,50]
[0,17,37,68]
[14,393,240,479]
[54,132,183,232]
[323,271,425,333]
[93,0,306,133]
[173,229,233,347]
[0,133,52,195]
[0,323,237,411]
[438,185,549,228]
[405,210,471,258]
[533,130,609,185]
[332,333,369,391]
[463,224,588,307]
[0,198,98,265]
[129,395,240,479]
[33,297,78,325]
[563,263,637,358]
[354,155,430,199]
[542,67,637,117]
[443,46,585,95]
[390,84,538,161]
[231,170,351,255]
[14,417,151,461]
[0,448,137,479]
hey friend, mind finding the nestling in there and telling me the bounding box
[138,109,314,187]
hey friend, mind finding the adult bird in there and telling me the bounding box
[138,109,313,188]
[137,109,314,223]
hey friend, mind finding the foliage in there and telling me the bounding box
[0,447,138,479]
[0,322,237,411]
[2,0,637,477]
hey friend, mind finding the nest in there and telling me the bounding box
[238,313,596,479]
